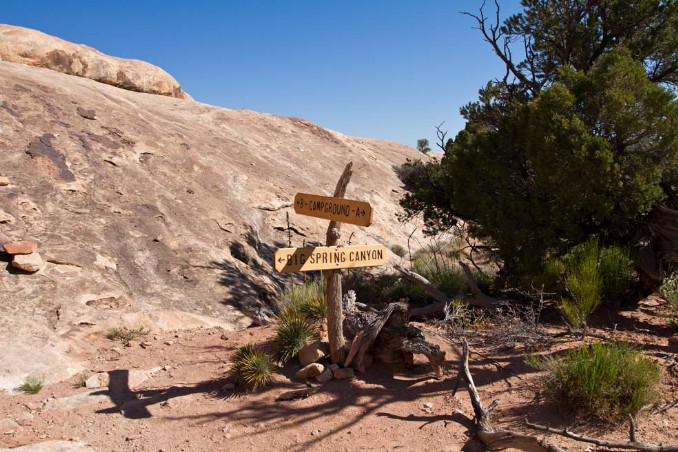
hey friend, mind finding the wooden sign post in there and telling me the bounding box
[294,193,373,227]
[274,244,386,273]
[274,162,383,365]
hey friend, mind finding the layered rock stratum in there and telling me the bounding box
[0,26,423,391]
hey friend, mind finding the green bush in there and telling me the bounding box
[599,245,633,302]
[230,344,276,390]
[660,271,678,312]
[279,278,327,324]
[275,316,317,363]
[18,376,44,394]
[534,342,660,422]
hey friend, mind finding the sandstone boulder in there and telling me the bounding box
[0,24,190,99]
[333,367,355,380]
[295,363,324,379]
[11,252,44,272]
[3,240,37,254]
[298,340,329,366]
[0,176,9,186]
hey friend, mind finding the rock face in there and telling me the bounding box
[0,28,427,390]
[0,24,190,99]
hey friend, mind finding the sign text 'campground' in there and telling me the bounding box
[274,244,386,273]
[294,193,373,227]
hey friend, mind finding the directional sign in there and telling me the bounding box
[294,193,373,227]
[274,244,386,273]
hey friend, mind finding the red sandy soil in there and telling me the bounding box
[0,297,676,452]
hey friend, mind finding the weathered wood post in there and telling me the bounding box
[325,162,353,364]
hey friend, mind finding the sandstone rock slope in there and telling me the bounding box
[0,28,424,390]
[0,24,190,99]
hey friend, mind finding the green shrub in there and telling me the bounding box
[559,239,602,329]
[279,278,327,323]
[599,245,633,302]
[534,342,660,422]
[660,271,678,312]
[390,244,407,258]
[275,316,317,363]
[230,344,276,390]
[18,376,44,394]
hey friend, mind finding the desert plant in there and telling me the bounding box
[533,341,661,422]
[106,325,150,344]
[390,244,407,258]
[560,239,603,330]
[279,278,327,324]
[599,245,633,302]
[230,344,276,390]
[18,375,44,394]
[275,315,317,363]
[660,271,678,312]
[74,373,89,388]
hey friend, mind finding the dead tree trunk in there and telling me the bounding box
[454,339,565,452]
[396,261,499,318]
[326,162,353,365]
[343,301,445,375]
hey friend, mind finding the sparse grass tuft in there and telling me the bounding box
[230,344,276,390]
[106,325,150,344]
[532,341,661,422]
[390,244,407,258]
[18,375,44,394]
[74,373,89,388]
[275,315,317,363]
[279,278,327,324]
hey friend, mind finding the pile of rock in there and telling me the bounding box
[294,340,355,383]
[2,240,44,273]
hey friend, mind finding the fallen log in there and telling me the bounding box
[396,261,499,317]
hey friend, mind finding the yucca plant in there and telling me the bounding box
[532,342,660,422]
[275,315,317,363]
[230,344,276,390]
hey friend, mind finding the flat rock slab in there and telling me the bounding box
[0,440,93,451]
[3,240,37,254]
[12,252,44,272]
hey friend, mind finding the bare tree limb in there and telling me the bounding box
[526,418,678,451]
[395,263,500,317]
[455,339,565,451]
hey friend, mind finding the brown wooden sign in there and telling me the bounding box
[274,244,386,273]
[294,192,373,227]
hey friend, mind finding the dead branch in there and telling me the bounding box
[454,339,565,451]
[396,262,500,317]
[526,417,678,451]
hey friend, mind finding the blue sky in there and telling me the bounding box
[2,1,523,148]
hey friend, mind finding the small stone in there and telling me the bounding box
[12,252,44,272]
[315,367,333,383]
[76,106,96,120]
[0,176,9,186]
[329,364,339,372]
[333,367,355,380]
[422,402,433,412]
[295,363,324,379]
[311,429,320,436]
[164,340,174,346]
[298,340,329,366]
[0,418,20,434]
[3,240,37,255]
